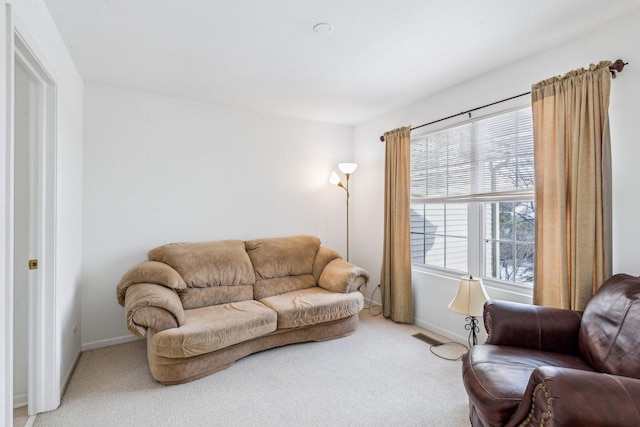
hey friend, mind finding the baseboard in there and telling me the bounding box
[13,393,27,409]
[413,317,466,345]
[61,346,82,396]
[363,296,463,343]
[366,298,465,344]
[363,296,382,308]
[82,334,142,351]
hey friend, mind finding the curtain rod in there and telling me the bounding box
[379,59,627,142]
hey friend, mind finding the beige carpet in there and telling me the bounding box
[34,310,470,426]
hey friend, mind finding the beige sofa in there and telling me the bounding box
[116,235,369,384]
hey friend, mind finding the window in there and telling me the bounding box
[410,106,535,287]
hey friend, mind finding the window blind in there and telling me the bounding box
[410,107,534,203]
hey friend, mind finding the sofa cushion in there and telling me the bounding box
[148,240,255,288]
[579,273,640,379]
[245,235,320,279]
[254,275,316,300]
[259,287,364,329]
[151,300,277,358]
[462,344,594,427]
[178,285,254,310]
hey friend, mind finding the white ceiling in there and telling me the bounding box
[43,0,640,125]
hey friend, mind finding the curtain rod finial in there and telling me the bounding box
[610,59,627,78]
[380,135,385,142]
[611,59,627,72]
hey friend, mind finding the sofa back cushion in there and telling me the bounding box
[579,274,640,379]
[245,235,321,300]
[245,235,320,279]
[148,240,255,288]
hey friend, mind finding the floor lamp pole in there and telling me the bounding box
[345,173,350,262]
[330,163,357,263]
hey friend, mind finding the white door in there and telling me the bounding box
[14,32,60,416]
[13,51,33,414]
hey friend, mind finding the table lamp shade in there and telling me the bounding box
[448,276,489,317]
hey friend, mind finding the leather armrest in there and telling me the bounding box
[318,259,370,293]
[508,366,640,427]
[484,299,582,354]
[124,283,185,336]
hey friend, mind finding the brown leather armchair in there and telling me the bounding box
[461,273,640,427]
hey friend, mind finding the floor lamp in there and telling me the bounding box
[448,275,489,347]
[329,162,357,261]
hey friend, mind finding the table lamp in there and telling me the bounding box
[448,275,489,347]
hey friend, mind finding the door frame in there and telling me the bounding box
[1,3,15,426]
[2,3,60,424]
[15,28,59,416]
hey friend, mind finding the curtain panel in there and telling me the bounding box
[381,126,414,323]
[531,61,613,310]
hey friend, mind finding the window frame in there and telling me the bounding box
[409,100,535,291]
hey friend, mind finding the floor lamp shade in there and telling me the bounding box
[448,276,489,317]
[329,171,342,186]
[338,163,358,175]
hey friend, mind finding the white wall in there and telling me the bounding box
[81,84,354,346]
[352,10,640,343]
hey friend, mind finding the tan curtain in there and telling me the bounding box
[381,126,413,323]
[531,61,613,310]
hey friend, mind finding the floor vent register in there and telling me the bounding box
[412,332,443,346]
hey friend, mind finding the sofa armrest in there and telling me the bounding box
[116,260,187,306]
[124,283,185,336]
[509,366,640,427]
[484,300,582,354]
[318,259,369,293]
[312,246,341,282]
